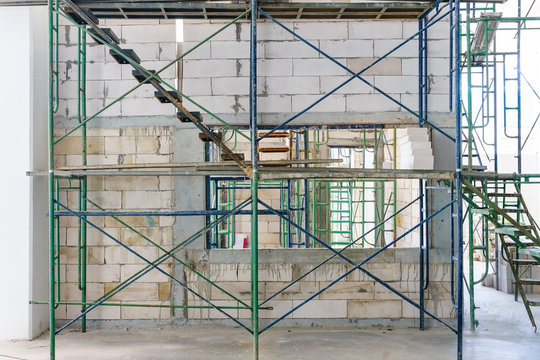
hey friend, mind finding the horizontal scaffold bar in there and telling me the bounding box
[258,168,455,180]
[50,209,286,217]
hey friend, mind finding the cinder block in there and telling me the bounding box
[130,43,161,61]
[292,299,347,318]
[428,39,451,58]
[105,282,159,301]
[159,42,178,60]
[258,94,292,113]
[85,227,120,246]
[210,281,262,300]
[87,190,122,209]
[121,226,162,246]
[374,39,418,58]
[319,39,373,58]
[319,281,374,300]
[320,75,374,95]
[105,176,159,191]
[347,58,402,76]
[85,62,123,81]
[120,264,172,282]
[123,190,174,209]
[86,99,122,118]
[188,95,248,114]
[59,80,105,100]
[349,21,402,39]
[183,59,238,78]
[374,76,418,94]
[258,22,295,41]
[259,59,293,76]
[121,98,175,116]
[87,264,121,282]
[183,78,212,95]
[347,299,402,318]
[104,245,159,265]
[293,59,346,76]
[346,94,401,112]
[264,40,320,59]
[121,24,176,43]
[294,22,348,40]
[121,302,162,319]
[136,136,160,154]
[211,41,253,59]
[105,136,136,154]
[400,155,434,170]
[183,22,247,42]
[212,77,249,96]
[266,76,319,95]
[428,75,450,94]
[181,41,211,62]
[134,154,171,164]
[292,94,346,113]
[207,263,239,282]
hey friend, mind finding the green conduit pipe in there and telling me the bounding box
[53,5,251,144]
[77,24,88,333]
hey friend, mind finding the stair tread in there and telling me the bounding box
[221,153,245,161]
[63,6,99,25]
[109,49,141,64]
[154,91,181,104]
[258,132,289,138]
[503,238,536,246]
[512,258,540,265]
[177,111,203,123]
[519,278,540,285]
[199,131,223,142]
[88,28,120,45]
[132,69,159,84]
[518,247,540,261]
[259,147,290,153]
[487,193,519,197]
[496,226,533,237]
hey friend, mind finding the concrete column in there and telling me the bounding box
[0,6,48,340]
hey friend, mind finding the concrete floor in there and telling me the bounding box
[1,286,539,360]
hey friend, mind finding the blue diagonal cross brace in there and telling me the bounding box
[53,200,254,334]
[257,7,456,143]
[257,198,457,334]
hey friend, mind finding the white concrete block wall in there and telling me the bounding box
[181,19,450,116]
[57,18,178,118]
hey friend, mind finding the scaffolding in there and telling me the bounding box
[24,0,526,359]
[461,1,540,332]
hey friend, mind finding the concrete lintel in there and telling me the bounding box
[206,112,455,129]
[185,248,451,265]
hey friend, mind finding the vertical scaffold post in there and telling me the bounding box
[78,24,88,334]
[454,0,464,359]
[250,1,259,359]
[48,1,56,359]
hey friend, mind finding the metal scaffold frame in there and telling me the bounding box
[461,0,540,333]
[34,0,473,359]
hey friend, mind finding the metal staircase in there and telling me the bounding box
[62,1,249,174]
[463,178,540,331]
